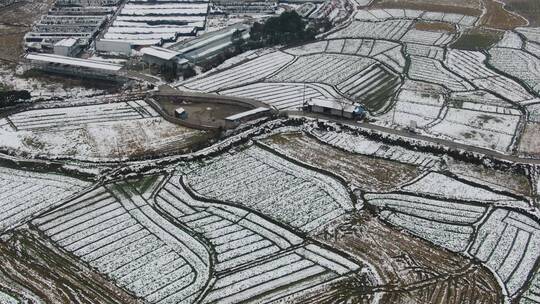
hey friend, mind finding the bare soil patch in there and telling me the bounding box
[21,69,122,93]
[447,159,532,196]
[450,28,503,50]
[370,0,482,15]
[480,0,528,29]
[263,132,422,192]
[157,97,252,128]
[0,229,142,303]
[502,0,540,26]
[518,122,540,158]
[414,21,456,32]
[312,212,504,303]
[0,0,54,61]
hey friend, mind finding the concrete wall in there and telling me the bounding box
[96,40,132,56]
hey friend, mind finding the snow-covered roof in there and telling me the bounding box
[25,53,123,72]
[54,38,78,48]
[308,98,358,113]
[225,107,270,121]
[175,24,249,54]
[140,46,181,60]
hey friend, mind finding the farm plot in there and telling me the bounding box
[336,64,402,114]
[7,100,159,131]
[404,43,445,60]
[421,11,478,26]
[446,159,532,197]
[495,31,524,49]
[445,49,537,103]
[365,192,486,252]
[219,82,340,110]
[520,269,540,304]
[0,166,89,233]
[262,132,422,192]
[283,41,329,56]
[0,102,206,161]
[153,173,373,303]
[314,211,503,303]
[450,90,522,110]
[33,184,211,304]
[284,39,406,73]
[355,8,423,21]
[525,41,540,58]
[402,172,529,207]
[517,27,540,41]
[518,122,540,157]
[400,28,455,46]
[469,208,540,296]
[354,8,478,26]
[311,129,442,170]
[270,53,375,86]
[327,20,413,40]
[0,229,140,303]
[488,47,540,95]
[377,88,445,128]
[428,106,520,151]
[180,51,294,92]
[184,145,353,233]
[407,56,474,91]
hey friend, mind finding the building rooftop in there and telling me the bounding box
[54,38,79,48]
[140,46,181,60]
[308,98,359,113]
[225,107,270,121]
[25,53,123,72]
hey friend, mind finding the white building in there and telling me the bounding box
[53,38,81,57]
[225,107,271,128]
[307,98,364,119]
[25,53,126,81]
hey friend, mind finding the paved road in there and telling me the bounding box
[286,111,540,165]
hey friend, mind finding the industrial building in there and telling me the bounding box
[100,1,208,47]
[55,0,120,6]
[24,53,126,81]
[140,46,189,69]
[306,98,365,119]
[225,107,271,128]
[24,14,108,52]
[53,38,81,57]
[172,24,249,63]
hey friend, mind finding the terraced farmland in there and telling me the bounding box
[0,166,90,232]
[185,146,353,233]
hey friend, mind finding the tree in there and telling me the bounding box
[182,65,196,79]
[248,11,315,47]
[0,90,31,108]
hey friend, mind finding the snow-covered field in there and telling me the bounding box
[33,184,210,304]
[155,173,369,303]
[181,51,294,92]
[0,167,90,232]
[219,82,340,110]
[470,209,540,296]
[29,170,373,304]
[185,145,353,233]
[311,129,442,169]
[0,101,204,161]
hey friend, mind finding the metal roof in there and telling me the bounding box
[25,53,123,72]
